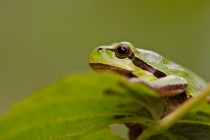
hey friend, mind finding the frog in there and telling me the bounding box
[89,42,208,139]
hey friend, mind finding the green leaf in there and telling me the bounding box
[169,102,210,140]
[81,128,126,140]
[1,73,209,140]
[0,73,162,140]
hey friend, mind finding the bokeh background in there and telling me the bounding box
[1,0,210,114]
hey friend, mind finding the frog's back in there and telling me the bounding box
[137,48,206,95]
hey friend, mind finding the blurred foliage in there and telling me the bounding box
[0,73,162,139]
[0,73,209,139]
[1,0,210,113]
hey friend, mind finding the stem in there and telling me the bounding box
[138,84,210,140]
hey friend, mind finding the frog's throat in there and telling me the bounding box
[89,63,137,78]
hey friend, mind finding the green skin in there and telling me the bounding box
[89,42,206,97]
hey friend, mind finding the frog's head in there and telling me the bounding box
[89,42,140,78]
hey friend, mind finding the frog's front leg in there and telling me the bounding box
[131,75,188,97]
[148,75,187,97]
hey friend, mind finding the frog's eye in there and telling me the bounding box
[115,44,131,59]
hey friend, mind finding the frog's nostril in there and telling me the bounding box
[98,48,103,51]
[98,48,104,53]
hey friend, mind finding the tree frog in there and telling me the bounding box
[89,42,206,98]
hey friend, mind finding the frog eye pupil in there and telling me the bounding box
[117,45,127,54]
[115,44,131,59]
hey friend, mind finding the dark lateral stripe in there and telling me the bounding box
[128,53,166,78]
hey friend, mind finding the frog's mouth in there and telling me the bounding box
[89,63,137,78]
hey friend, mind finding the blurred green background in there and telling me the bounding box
[1,0,210,114]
